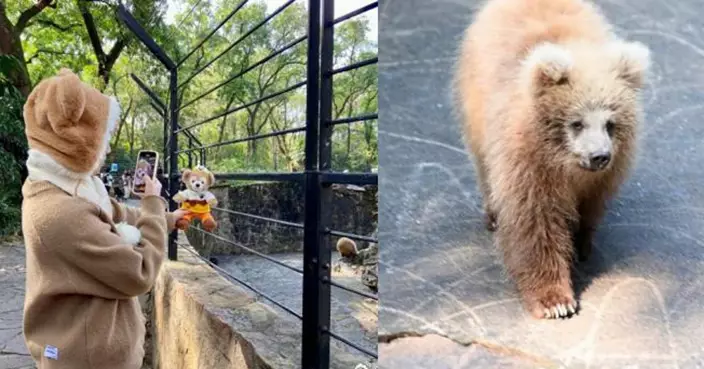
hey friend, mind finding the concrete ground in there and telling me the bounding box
[379,0,704,368]
[214,253,378,359]
[0,243,33,369]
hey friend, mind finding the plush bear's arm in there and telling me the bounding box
[173,191,186,203]
[205,192,218,206]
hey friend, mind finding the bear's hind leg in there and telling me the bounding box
[498,208,577,319]
[575,197,607,262]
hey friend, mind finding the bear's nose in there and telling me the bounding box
[589,152,611,170]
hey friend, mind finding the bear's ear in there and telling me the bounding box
[608,40,650,89]
[207,172,215,187]
[53,69,86,123]
[523,42,573,88]
[181,169,192,183]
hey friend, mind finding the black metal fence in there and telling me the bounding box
[116,0,378,367]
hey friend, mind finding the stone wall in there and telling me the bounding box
[186,182,377,256]
[146,236,371,369]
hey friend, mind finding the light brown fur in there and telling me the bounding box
[454,0,649,318]
[336,237,359,258]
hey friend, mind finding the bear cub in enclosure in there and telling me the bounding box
[454,0,649,319]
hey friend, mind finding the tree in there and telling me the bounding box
[0,0,55,96]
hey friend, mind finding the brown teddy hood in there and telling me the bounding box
[23,68,120,216]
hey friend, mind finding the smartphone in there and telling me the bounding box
[132,150,159,195]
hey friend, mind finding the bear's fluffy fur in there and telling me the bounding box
[454,0,650,319]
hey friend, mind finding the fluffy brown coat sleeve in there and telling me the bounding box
[37,196,168,299]
[111,197,178,232]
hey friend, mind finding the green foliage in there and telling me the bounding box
[7,0,377,193]
[0,56,28,236]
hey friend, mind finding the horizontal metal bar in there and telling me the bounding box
[327,229,377,244]
[191,226,303,274]
[117,5,175,70]
[176,80,307,133]
[215,172,305,182]
[176,0,249,68]
[179,243,302,319]
[333,2,378,25]
[328,113,377,126]
[211,207,304,229]
[330,57,378,76]
[179,0,296,89]
[179,35,307,111]
[326,279,377,300]
[177,126,306,154]
[323,328,377,359]
[320,172,377,186]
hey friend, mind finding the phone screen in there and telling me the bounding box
[132,151,158,194]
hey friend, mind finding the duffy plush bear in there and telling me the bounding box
[173,165,218,231]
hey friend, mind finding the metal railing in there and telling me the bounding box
[116,1,378,367]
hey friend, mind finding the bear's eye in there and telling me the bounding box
[569,120,584,131]
[605,120,615,135]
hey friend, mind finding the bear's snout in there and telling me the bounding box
[581,151,612,171]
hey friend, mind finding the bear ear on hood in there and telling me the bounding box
[608,40,650,89]
[53,68,87,123]
[523,42,573,88]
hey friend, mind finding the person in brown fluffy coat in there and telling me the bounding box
[21,68,185,368]
[454,0,650,319]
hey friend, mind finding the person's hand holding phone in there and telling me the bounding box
[136,176,162,198]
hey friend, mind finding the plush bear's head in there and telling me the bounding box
[181,166,215,193]
[134,159,152,184]
[520,39,650,173]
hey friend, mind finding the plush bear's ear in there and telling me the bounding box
[207,172,215,187]
[523,42,573,88]
[607,40,650,89]
[181,169,192,183]
[53,68,86,123]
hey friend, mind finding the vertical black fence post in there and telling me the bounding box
[188,137,193,168]
[163,105,169,175]
[302,0,328,367]
[319,0,334,170]
[318,0,334,361]
[168,69,179,261]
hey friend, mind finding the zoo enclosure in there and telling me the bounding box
[116,0,378,368]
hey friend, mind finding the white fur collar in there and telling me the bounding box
[26,149,113,219]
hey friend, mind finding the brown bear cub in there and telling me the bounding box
[454,0,650,319]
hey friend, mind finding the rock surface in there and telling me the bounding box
[186,182,377,256]
[379,0,704,368]
[213,251,378,361]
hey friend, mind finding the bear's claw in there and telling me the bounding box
[527,286,578,319]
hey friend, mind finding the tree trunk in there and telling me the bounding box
[0,13,30,96]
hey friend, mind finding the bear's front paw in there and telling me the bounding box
[524,284,577,319]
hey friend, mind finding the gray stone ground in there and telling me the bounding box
[0,243,33,369]
[379,0,704,368]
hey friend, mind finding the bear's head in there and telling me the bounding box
[520,39,650,172]
[182,166,215,194]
